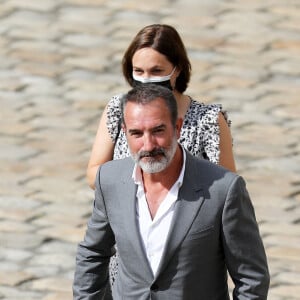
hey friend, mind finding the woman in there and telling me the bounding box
[87,24,236,288]
[87,24,236,191]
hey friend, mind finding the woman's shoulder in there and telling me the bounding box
[187,98,221,121]
[106,94,124,141]
[188,98,230,126]
[189,98,222,112]
[107,93,124,116]
[107,93,123,109]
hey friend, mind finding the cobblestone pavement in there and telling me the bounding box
[0,0,299,299]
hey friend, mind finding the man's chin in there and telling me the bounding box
[140,156,161,165]
[139,160,168,174]
[141,153,163,160]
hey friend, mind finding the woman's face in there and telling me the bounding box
[132,48,179,89]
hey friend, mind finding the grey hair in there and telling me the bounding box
[121,84,178,127]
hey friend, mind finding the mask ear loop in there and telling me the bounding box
[169,66,177,77]
[170,66,177,90]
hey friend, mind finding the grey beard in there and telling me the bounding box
[131,135,178,174]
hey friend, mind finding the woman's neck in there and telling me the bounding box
[173,90,191,119]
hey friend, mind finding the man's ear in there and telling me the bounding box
[121,123,126,132]
[176,118,183,139]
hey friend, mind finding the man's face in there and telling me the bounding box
[123,98,181,173]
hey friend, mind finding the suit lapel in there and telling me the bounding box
[154,153,205,278]
[118,160,154,280]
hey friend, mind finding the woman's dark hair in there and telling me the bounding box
[122,24,191,93]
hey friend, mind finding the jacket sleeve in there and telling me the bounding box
[222,176,270,300]
[73,166,116,300]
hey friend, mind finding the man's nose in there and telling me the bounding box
[142,134,155,151]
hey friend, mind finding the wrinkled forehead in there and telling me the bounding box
[123,99,171,126]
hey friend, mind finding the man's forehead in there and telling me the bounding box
[123,100,171,127]
[125,98,167,111]
[125,100,168,116]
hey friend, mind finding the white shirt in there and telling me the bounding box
[133,149,186,275]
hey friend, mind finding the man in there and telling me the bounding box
[73,84,270,299]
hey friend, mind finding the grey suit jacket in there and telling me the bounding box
[73,151,269,299]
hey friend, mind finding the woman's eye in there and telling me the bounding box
[152,69,163,75]
[133,69,143,74]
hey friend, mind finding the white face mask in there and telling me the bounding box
[132,67,176,90]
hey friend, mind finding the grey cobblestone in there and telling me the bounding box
[0,0,299,299]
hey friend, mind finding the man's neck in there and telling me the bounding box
[141,146,183,219]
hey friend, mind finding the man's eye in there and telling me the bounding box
[131,132,142,137]
[153,128,164,134]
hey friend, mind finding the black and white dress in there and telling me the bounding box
[106,93,231,284]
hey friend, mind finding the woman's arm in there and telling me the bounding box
[218,112,236,172]
[87,105,115,189]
